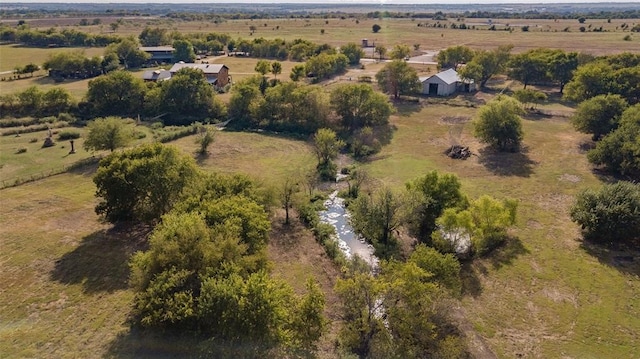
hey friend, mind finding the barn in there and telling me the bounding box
[420,68,476,96]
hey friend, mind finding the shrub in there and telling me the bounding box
[57,130,81,140]
[570,181,640,244]
[15,147,27,154]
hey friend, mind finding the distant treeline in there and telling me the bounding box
[2,5,640,21]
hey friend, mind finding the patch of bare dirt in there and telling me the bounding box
[558,174,581,183]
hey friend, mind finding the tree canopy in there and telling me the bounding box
[459,45,512,88]
[473,95,524,152]
[83,116,133,152]
[571,93,628,140]
[86,70,146,118]
[340,42,365,65]
[436,45,474,70]
[93,143,199,223]
[375,60,421,99]
[570,181,640,244]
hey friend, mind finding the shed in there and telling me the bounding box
[421,68,475,96]
[142,69,171,82]
[168,63,230,88]
[139,46,175,63]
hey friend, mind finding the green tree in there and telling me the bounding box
[436,45,474,70]
[86,70,147,117]
[227,76,262,128]
[459,45,512,88]
[313,128,345,169]
[587,104,640,176]
[290,64,306,81]
[473,95,524,152]
[84,116,132,152]
[512,88,548,110]
[305,53,349,80]
[105,37,149,68]
[467,195,518,255]
[21,63,39,77]
[255,59,271,76]
[340,42,365,65]
[570,181,640,243]
[93,143,199,223]
[405,170,467,245]
[550,50,579,93]
[508,50,551,89]
[389,44,411,60]
[372,24,381,33]
[350,187,406,259]
[375,60,421,99]
[195,124,215,155]
[330,83,392,132]
[271,61,282,79]
[139,26,169,46]
[289,278,327,350]
[42,87,73,116]
[280,177,298,225]
[172,39,196,63]
[158,67,226,125]
[571,94,628,140]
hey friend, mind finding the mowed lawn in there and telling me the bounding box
[359,97,640,358]
[0,130,325,359]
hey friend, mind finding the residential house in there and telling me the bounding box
[168,63,230,88]
[420,68,476,96]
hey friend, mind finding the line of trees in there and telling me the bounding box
[0,24,121,47]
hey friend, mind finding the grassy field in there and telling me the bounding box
[0,130,341,359]
[358,95,640,358]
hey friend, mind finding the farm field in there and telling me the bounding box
[0,9,639,359]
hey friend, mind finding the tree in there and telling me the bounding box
[21,63,39,77]
[459,45,512,88]
[86,70,147,117]
[42,87,73,116]
[375,60,421,99]
[305,53,349,80]
[330,83,393,132]
[374,45,386,61]
[372,24,381,33]
[587,104,640,176]
[340,42,365,65]
[508,51,550,89]
[139,27,169,46]
[271,61,282,79]
[512,88,547,110]
[172,39,196,63]
[350,187,406,259]
[571,94,628,140]
[570,181,640,244]
[467,195,518,255]
[105,37,149,68]
[227,76,262,128]
[281,177,298,225]
[290,64,306,81]
[550,50,579,93]
[289,278,327,351]
[313,128,344,172]
[405,170,467,245]
[93,143,199,223]
[158,67,226,125]
[195,124,215,155]
[474,95,524,152]
[255,60,271,76]
[436,45,474,70]
[389,44,411,60]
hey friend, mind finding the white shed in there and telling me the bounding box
[421,68,475,96]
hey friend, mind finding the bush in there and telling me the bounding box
[57,130,81,140]
[15,147,27,154]
[317,161,337,182]
[57,112,76,124]
[570,181,640,244]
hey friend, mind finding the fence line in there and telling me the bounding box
[0,155,102,190]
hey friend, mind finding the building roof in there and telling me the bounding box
[421,68,474,85]
[169,63,227,74]
[142,69,171,81]
[139,46,175,52]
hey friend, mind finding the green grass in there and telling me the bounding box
[0,44,105,73]
[358,97,640,358]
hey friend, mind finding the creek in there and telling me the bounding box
[319,190,378,268]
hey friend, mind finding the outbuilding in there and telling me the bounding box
[420,68,476,96]
[168,63,230,88]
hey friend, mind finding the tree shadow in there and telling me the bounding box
[107,328,290,359]
[460,261,483,298]
[50,223,151,294]
[488,236,529,270]
[477,146,537,177]
[394,101,422,116]
[580,239,640,278]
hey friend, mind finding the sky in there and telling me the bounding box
[6,0,640,4]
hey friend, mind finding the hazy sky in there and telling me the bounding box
[7,0,640,4]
